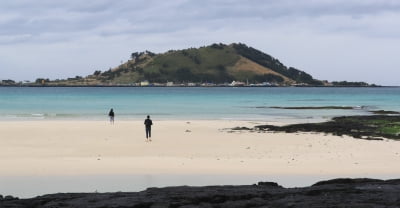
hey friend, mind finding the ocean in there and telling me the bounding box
[0,87,399,122]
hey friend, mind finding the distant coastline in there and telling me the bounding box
[0,82,381,87]
[0,43,379,88]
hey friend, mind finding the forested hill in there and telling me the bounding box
[13,43,371,86]
[85,43,322,86]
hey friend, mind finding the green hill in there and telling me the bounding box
[51,43,324,86]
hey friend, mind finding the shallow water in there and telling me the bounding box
[0,87,399,122]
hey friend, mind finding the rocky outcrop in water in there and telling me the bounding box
[2,178,400,208]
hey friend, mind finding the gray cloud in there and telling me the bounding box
[0,1,397,38]
[2,0,399,39]
[0,0,399,85]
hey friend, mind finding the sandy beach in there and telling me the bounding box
[1,120,400,177]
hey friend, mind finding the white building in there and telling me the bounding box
[140,80,150,86]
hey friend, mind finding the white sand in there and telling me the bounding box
[1,120,400,177]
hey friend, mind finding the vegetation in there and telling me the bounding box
[87,43,324,85]
[35,78,50,84]
[1,79,16,85]
[331,81,372,87]
[138,44,239,83]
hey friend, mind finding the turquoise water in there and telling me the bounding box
[0,87,399,122]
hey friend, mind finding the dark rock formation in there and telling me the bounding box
[269,106,355,110]
[2,178,400,208]
[231,126,253,131]
[370,110,400,115]
[255,115,400,140]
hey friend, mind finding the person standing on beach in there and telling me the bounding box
[108,108,115,124]
[144,115,153,141]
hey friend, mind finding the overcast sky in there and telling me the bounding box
[1,0,399,85]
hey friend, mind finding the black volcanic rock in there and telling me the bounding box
[312,178,384,186]
[370,110,400,115]
[254,115,400,140]
[2,178,400,208]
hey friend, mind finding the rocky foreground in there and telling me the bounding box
[2,178,400,208]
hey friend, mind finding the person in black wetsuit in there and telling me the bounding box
[108,108,115,124]
[144,115,153,141]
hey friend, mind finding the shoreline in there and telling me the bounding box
[2,119,400,198]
